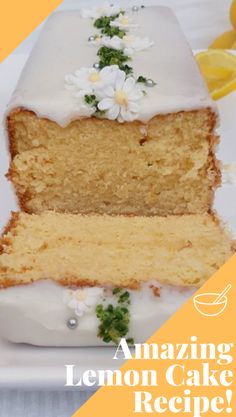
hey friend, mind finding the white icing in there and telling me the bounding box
[0,280,195,346]
[6,7,216,127]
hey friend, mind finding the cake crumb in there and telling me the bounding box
[150,285,161,297]
[183,240,193,248]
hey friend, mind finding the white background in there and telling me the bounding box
[0,0,233,416]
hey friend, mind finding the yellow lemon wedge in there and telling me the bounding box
[230,0,236,29]
[232,40,236,49]
[196,50,236,100]
[209,30,236,49]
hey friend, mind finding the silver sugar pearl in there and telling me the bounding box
[132,5,139,12]
[67,317,78,330]
[88,35,95,42]
[93,62,100,69]
[146,79,155,87]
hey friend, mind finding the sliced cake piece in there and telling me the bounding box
[6,6,220,215]
[0,212,234,289]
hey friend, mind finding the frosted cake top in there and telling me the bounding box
[7,5,216,126]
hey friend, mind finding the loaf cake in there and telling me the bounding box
[6,6,220,216]
[0,4,233,347]
[0,211,234,346]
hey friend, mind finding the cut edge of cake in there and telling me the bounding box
[0,211,234,291]
[6,107,221,216]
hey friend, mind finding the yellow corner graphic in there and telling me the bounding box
[0,0,63,63]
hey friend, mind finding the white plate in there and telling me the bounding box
[0,53,236,389]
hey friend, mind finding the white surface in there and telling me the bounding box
[0,338,123,389]
[0,0,235,415]
[0,391,92,416]
[7,7,215,126]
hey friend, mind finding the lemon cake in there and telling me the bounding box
[6,6,220,216]
[0,211,234,346]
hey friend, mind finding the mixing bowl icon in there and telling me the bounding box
[193,284,231,317]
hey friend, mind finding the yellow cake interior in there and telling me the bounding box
[8,108,219,215]
[0,212,233,289]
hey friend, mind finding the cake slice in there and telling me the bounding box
[6,6,220,216]
[0,211,234,346]
[0,212,233,289]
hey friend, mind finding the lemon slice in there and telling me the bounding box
[196,50,236,100]
[209,30,236,49]
[230,0,236,29]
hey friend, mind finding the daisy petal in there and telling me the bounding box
[115,70,126,90]
[123,77,136,93]
[128,101,140,113]
[120,107,134,122]
[98,98,114,111]
[128,89,144,101]
[103,86,115,97]
[107,104,120,120]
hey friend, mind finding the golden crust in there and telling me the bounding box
[0,277,139,290]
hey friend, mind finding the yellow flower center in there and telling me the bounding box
[89,73,100,82]
[75,290,87,301]
[120,16,130,25]
[115,90,128,106]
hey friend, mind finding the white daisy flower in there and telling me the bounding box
[81,2,121,19]
[89,35,122,50]
[97,69,144,122]
[110,13,139,29]
[63,287,104,317]
[64,66,118,97]
[90,35,154,56]
[122,35,154,56]
[101,35,123,50]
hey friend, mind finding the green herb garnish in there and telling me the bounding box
[126,338,135,346]
[84,94,98,107]
[96,289,133,344]
[97,46,132,74]
[137,76,157,87]
[84,95,105,118]
[118,290,130,304]
[94,12,126,38]
[112,287,122,295]
[137,75,147,83]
